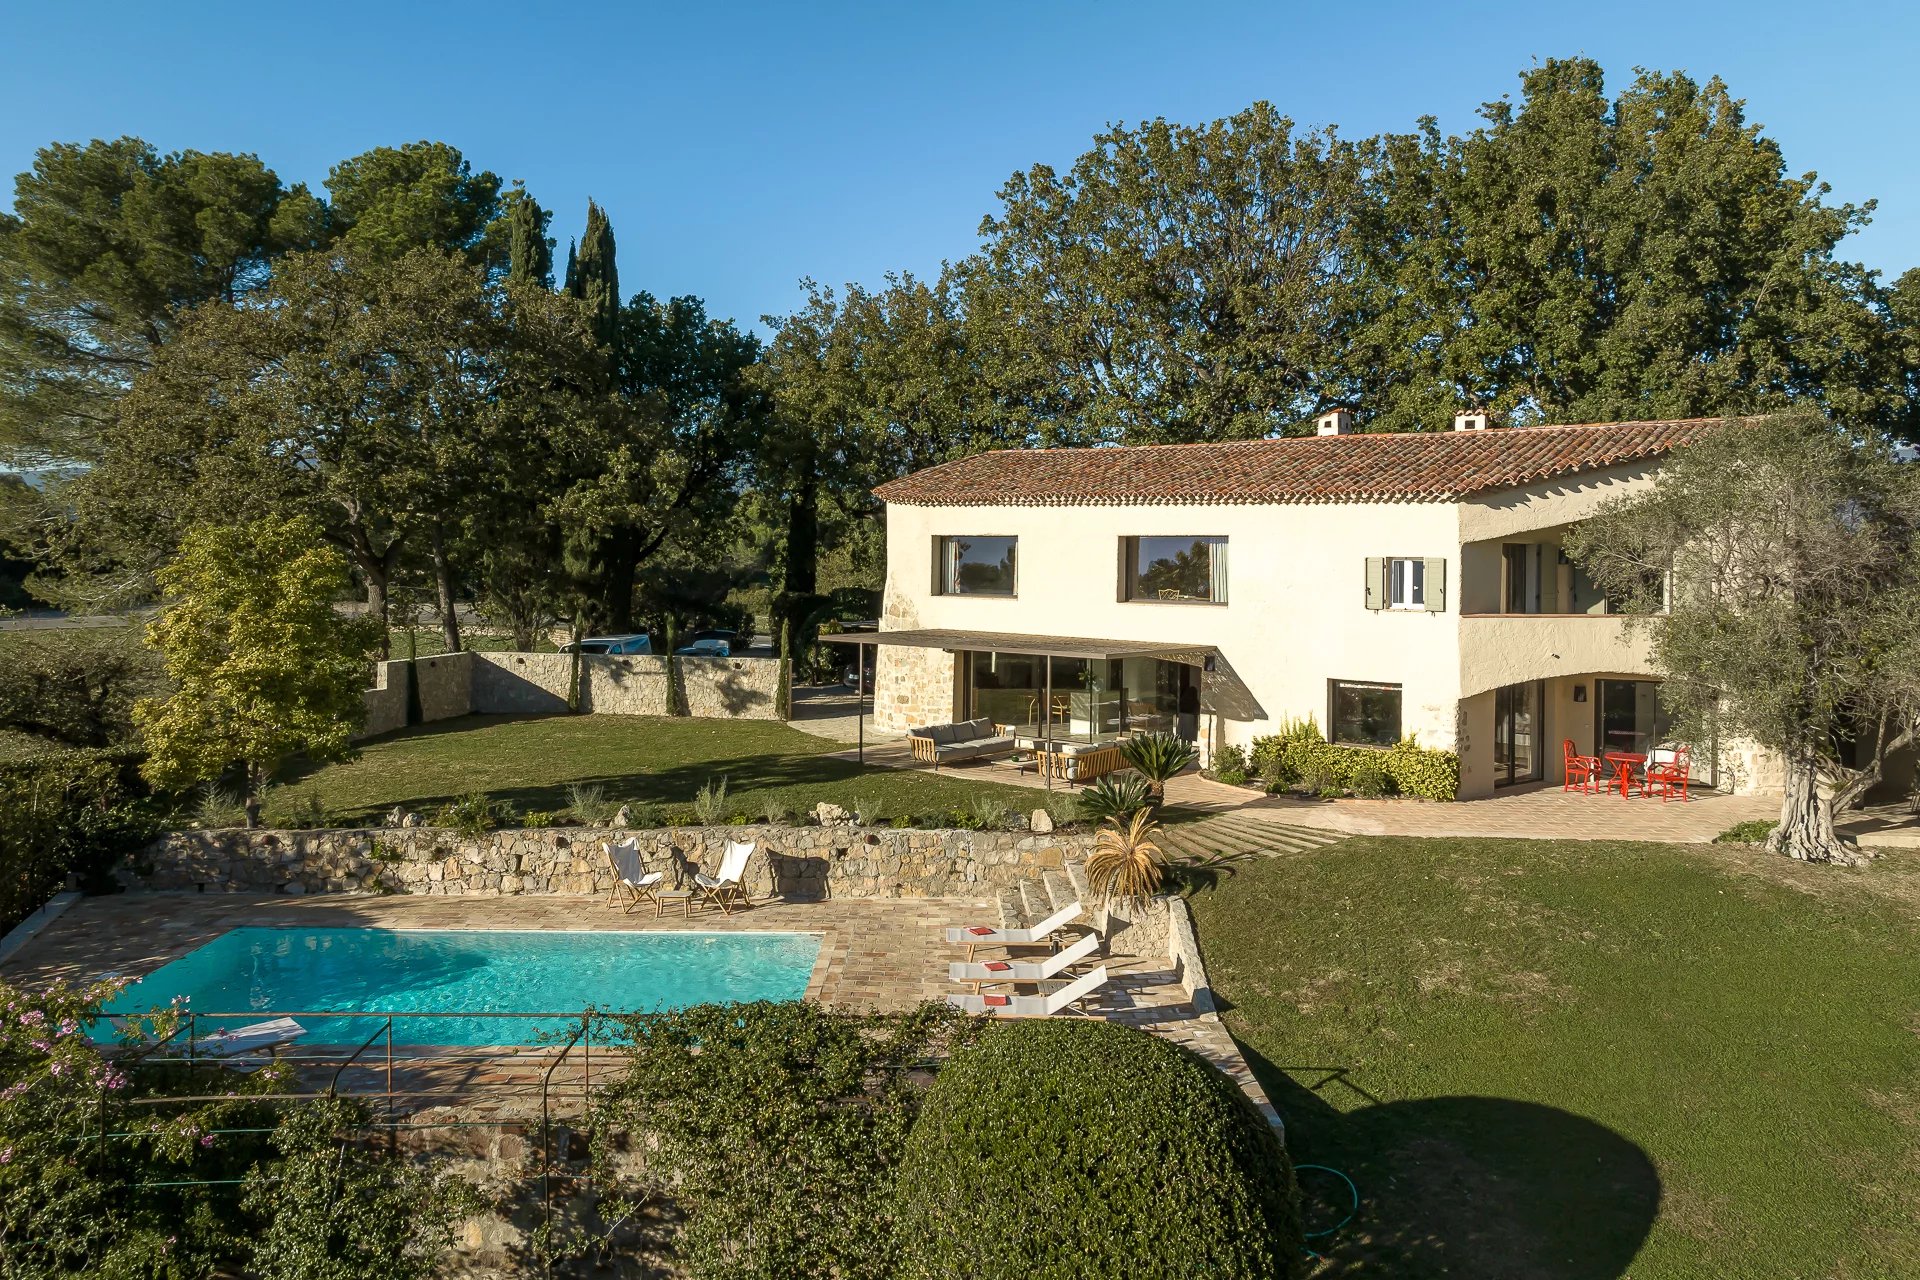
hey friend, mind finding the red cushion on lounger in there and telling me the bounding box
[966,926,995,936]
[983,995,1010,1007]
[984,961,1011,972]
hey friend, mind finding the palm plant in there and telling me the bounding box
[1085,809,1167,903]
[1117,732,1199,802]
[1077,771,1154,825]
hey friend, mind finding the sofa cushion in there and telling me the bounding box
[962,717,994,740]
[907,727,936,742]
[929,723,958,745]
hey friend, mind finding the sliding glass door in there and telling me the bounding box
[1595,680,1670,757]
[961,652,1198,742]
[1493,680,1544,786]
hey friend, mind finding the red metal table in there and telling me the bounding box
[1602,751,1647,798]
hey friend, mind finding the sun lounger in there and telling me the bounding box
[945,901,1082,959]
[694,839,756,915]
[604,838,665,914]
[948,931,1101,991]
[198,1017,306,1059]
[946,965,1108,1017]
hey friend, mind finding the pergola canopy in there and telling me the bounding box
[820,627,1216,667]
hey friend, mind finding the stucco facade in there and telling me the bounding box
[870,442,1777,800]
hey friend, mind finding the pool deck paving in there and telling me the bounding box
[3,891,1276,1124]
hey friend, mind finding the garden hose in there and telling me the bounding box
[1294,1162,1359,1260]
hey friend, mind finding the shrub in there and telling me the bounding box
[1349,754,1393,799]
[430,792,502,838]
[1078,771,1154,824]
[271,789,334,829]
[0,747,158,932]
[1206,742,1249,781]
[194,782,247,828]
[664,805,700,827]
[564,781,614,825]
[591,1000,980,1280]
[1042,790,1080,829]
[966,794,1010,831]
[894,1019,1306,1280]
[758,793,793,824]
[1085,810,1166,902]
[853,796,886,826]
[1250,717,1460,802]
[1715,818,1780,844]
[692,775,729,825]
[1117,731,1199,799]
[519,809,560,828]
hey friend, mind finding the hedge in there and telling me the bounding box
[1251,716,1460,801]
[0,747,156,932]
[893,1019,1306,1280]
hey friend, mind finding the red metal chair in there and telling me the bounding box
[1563,739,1603,794]
[1643,746,1693,802]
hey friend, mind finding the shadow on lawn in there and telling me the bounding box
[1239,1043,1661,1279]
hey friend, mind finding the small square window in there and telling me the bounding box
[1389,558,1425,609]
[1330,680,1402,747]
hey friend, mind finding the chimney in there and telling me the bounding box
[1452,409,1493,432]
[1315,408,1355,436]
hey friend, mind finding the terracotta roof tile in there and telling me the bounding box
[874,419,1732,507]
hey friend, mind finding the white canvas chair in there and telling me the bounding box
[604,838,665,915]
[945,901,1082,960]
[946,965,1109,1017]
[198,1017,306,1060]
[949,930,1100,992]
[694,839,756,915]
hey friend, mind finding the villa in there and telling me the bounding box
[843,411,1779,801]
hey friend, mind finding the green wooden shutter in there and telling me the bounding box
[1423,557,1447,612]
[1365,557,1385,610]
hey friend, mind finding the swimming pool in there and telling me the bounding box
[99,928,823,1046]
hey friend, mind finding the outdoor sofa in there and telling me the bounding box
[907,717,1016,767]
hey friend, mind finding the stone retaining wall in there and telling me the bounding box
[126,824,1102,902]
[360,651,783,737]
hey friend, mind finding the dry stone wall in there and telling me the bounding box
[360,651,782,737]
[127,824,1101,902]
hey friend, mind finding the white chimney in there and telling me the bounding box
[1453,409,1493,431]
[1315,408,1355,436]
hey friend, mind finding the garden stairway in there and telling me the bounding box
[1151,812,1347,864]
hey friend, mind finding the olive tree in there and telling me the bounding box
[1566,412,1920,864]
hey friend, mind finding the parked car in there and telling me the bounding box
[690,628,741,650]
[560,633,652,655]
[675,637,731,657]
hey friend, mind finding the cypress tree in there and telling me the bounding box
[505,187,554,288]
[566,200,620,350]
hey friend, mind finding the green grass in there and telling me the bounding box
[1188,837,1920,1279]
[275,713,1044,825]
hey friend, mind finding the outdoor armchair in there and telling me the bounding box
[604,838,665,915]
[1643,746,1693,802]
[694,839,757,915]
[1563,739,1603,793]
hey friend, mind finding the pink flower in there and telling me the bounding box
[199,1134,215,1148]
[0,1147,11,1164]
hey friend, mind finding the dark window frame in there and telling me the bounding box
[1119,534,1228,605]
[1328,679,1403,747]
[933,534,1019,598]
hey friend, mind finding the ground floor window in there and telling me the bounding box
[1595,679,1670,756]
[1493,679,1544,786]
[961,651,1198,742]
[1329,680,1401,746]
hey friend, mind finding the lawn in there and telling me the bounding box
[1188,836,1920,1280]
[273,713,1047,826]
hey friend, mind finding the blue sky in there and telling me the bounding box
[2,1,1914,333]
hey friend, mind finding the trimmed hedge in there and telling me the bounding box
[893,1019,1306,1280]
[1251,716,1460,801]
[0,747,156,931]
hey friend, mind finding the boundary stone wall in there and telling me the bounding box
[127,824,1101,902]
[360,652,782,737]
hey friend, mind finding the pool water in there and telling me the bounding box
[99,928,822,1046]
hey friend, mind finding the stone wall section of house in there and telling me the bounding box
[358,653,782,737]
[127,824,1100,901]
[874,646,957,732]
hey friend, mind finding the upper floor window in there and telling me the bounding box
[935,535,1017,596]
[1389,558,1425,609]
[1122,536,1227,604]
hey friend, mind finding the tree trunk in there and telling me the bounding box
[242,763,263,829]
[566,613,584,714]
[429,523,462,653]
[1767,752,1871,866]
[601,528,641,634]
[364,574,390,660]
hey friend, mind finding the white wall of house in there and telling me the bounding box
[874,456,1782,798]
